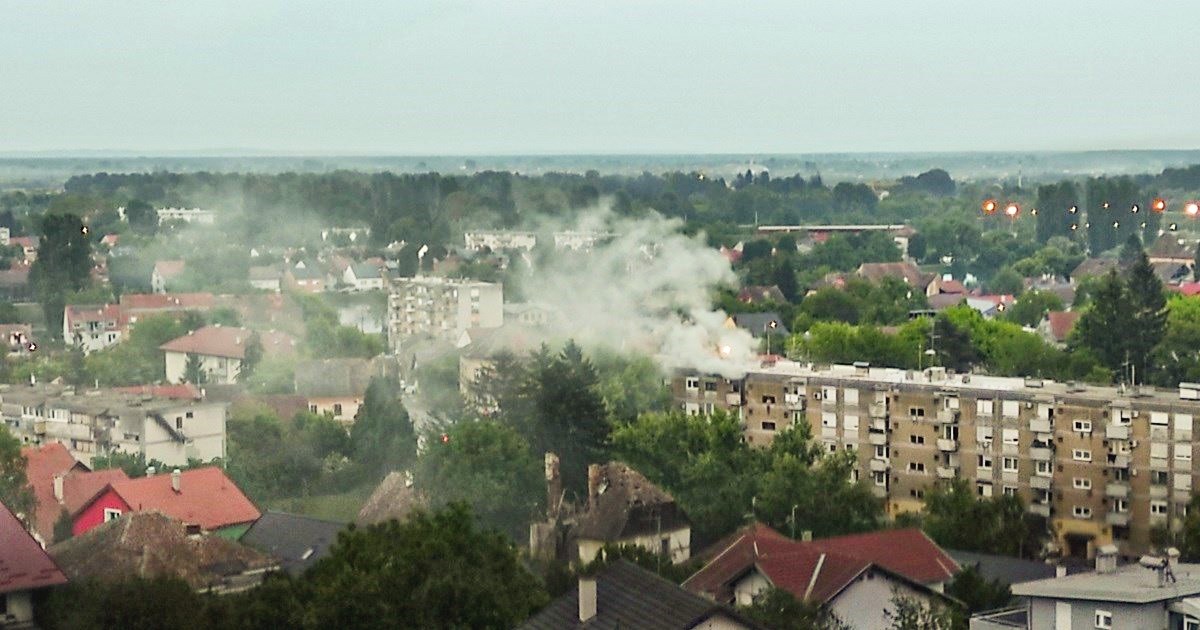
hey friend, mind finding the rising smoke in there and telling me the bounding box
[511,202,758,378]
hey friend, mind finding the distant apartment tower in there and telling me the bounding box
[464,230,537,252]
[387,277,503,351]
[673,362,1200,560]
[156,207,216,225]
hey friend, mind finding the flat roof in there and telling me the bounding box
[1012,564,1200,604]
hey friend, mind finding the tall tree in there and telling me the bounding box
[123,199,158,236]
[1073,271,1133,373]
[351,378,417,479]
[30,213,92,332]
[528,341,610,497]
[1126,251,1167,383]
[742,587,850,630]
[0,426,34,525]
[1118,233,1144,271]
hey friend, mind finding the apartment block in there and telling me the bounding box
[673,360,1200,559]
[386,277,503,351]
[0,383,227,467]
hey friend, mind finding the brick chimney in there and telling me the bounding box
[52,473,64,503]
[587,463,603,512]
[545,453,562,515]
[578,576,598,622]
[171,468,182,493]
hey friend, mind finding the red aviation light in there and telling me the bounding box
[982,199,998,215]
[1152,198,1167,213]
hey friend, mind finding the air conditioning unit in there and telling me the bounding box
[1131,440,1139,448]
[1131,469,1138,476]
[813,392,822,401]
[1026,402,1034,409]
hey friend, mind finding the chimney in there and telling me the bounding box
[171,468,182,493]
[1095,544,1118,574]
[545,453,562,515]
[587,464,603,512]
[145,466,156,476]
[801,530,813,542]
[1055,564,1067,578]
[578,576,598,623]
[52,473,64,503]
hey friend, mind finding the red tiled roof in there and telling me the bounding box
[0,501,68,594]
[154,260,186,278]
[1175,283,1200,297]
[1045,311,1081,342]
[683,523,799,601]
[802,528,958,585]
[22,443,133,543]
[857,262,928,287]
[936,279,967,294]
[64,303,126,328]
[88,466,260,531]
[119,292,214,312]
[0,266,29,287]
[756,548,871,604]
[159,326,296,359]
[113,383,203,400]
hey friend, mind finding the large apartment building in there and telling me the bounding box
[0,383,227,467]
[386,277,503,352]
[673,360,1200,559]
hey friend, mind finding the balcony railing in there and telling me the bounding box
[937,438,958,452]
[1028,504,1051,517]
[1106,425,1130,440]
[1030,475,1052,490]
[1106,512,1130,526]
[936,466,956,480]
[1105,483,1129,499]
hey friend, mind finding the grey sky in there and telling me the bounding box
[3,0,1198,154]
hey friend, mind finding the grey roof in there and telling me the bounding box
[576,463,690,542]
[239,511,344,576]
[1011,562,1200,604]
[349,262,381,280]
[293,358,374,399]
[731,312,789,337]
[947,550,1060,585]
[519,560,762,630]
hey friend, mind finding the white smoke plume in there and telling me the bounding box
[510,203,757,378]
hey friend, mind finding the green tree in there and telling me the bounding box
[350,378,417,479]
[1003,290,1064,328]
[946,564,1013,614]
[30,213,92,332]
[0,426,34,524]
[1126,250,1167,383]
[304,504,547,629]
[183,353,207,385]
[884,592,962,630]
[37,576,207,630]
[124,199,158,236]
[52,507,74,544]
[526,341,610,497]
[921,478,1046,558]
[742,587,850,630]
[238,333,263,382]
[987,267,1024,296]
[1072,271,1133,374]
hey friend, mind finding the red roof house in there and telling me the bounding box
[72,466,260,538]
[1039,310,1081,346]
[0,500,68,624]
[21,443,130,545]
[683,524,957,629]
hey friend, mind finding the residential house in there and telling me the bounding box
[570,461,691,565]
[0,324,34,355]
[160,325,297,384]
[946,549,1060,587]
[0,501,68,627]
[119,292,214,325]
[248,265,283,291]
[457,324,544,414]
[857,261,933,291]
[965,294,1017,318]
[926,275,968,297]
[974,547,1200,630]
[519,561,763,630]
[240,512,344,576]
[1152,261,1192,285]
[51,512,274,594]
[284,261,325,293]
[151,260,186,293]
[72,466,260,538]
[727,312,789,338]
[503,302,559,328]
[0,266,30,301]
[10,236,37,263]
[343,261,384,291]
[1,383,227,467]
[683,523,958,629]
[63,304,126,353]
[21,442,129,546]
[356,471,424,526]
[1070,258,1119,284]
[1038,311,1081,347]
[293,358,375,424]
[1148,235,1195,267]
[737,284,787,305]
[553,230,613,251]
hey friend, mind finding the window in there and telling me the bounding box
[1003,486,1017,497]
[822,413,837,428]
[1001,400,1019,418]
[185,411,193,419]
[1151,500,1169,515]
[1152,471,1169,485]
[874,445,888,459]
[1002,429,1019,445]
[1151,411,1169,426]
[977,482,993,497]
[1073,477,1092,490]
[333,403,343,416]
[909,489,924,499]
[761,394,776,404]
[705,381,717,392]
[977,454,993,470]
[976,426,993,444]
[762,421,776,431]
[1094,609,1112,629]
[827,442,838,454]
[822,386,837,401]
[909,407,925,418]
[1178,444,1193,462]
[1183,619,1199,630]
[873,471,887,486]
[1152,442,1170,459]
[977,399,994,415]
[175,417,183,430]
[843,415,859,431]
[1176,473,1193,491]
[685,378,699,389]
[309,404,318,414]
[1036,461,1053,476]
[844,389,859,405]
[1113,499,1129,513]
[910,434,925,445]
[1073,506,1092,519]
[1002,457,1018,473]
[1073,419,1092,433]
[907,462,926,473]
[104,508,122,522]
[1073,449,1092,462]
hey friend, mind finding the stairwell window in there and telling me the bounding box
[1094,609,1112,629]
[1073,449,1092,462]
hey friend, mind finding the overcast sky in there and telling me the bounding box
[3,1,1198,155]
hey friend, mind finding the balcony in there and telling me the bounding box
[868,402,887,418]
[869,458,890,473]
[726,393,743,406]
[937,409,959,424]
[1151,485,1169,499]
[936,466,956,480]
[1106,454,1130,469]
[870,418,887,432]
[1106,512,1131,527]
[1030,419,1052,433]
[1030,447,1053,461]
[868,431,887,446]
[822,397,838,409]
[871,485,888,499]
[783,393,804,409]
[1028,503,1051,517]
[937,438,958,452]
[1030,475,1052,490]
[1105,483,1129,498]
[1105,425,1129,440]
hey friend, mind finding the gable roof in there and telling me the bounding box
[738,285,786,304]
[119,292,214,312]
[519,560,763,630]
[349,262,382,280]
[21,442,126,543]
[240,511,344,576]
[0,501,68,595]
[248,265,282,281]
[50,511,274,590]
[1152,261,1191,284]
[64,303,125,328]
[159,326,296,360]
[113,383,203,400]
[800,528,958,585]
[153,260,186,279]
[857,262,928,287]
[1071,258,1119,280]
[80,466,260,531]
[1148,236,1194,261]
[1044,311,1081,342]
[294,358,374,399]
[355,471,425,526]
[730,312,790,338]
[577,463,690,542]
